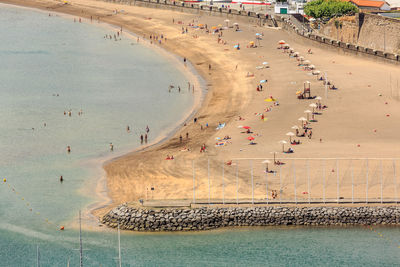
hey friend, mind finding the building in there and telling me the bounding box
[345,0,391,11]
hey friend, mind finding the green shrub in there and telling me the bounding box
[304,0,358,19]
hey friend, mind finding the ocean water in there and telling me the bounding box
[0,4,399,266]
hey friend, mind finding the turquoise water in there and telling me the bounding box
[0,4,400,266]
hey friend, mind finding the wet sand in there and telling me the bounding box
[4,0,400,220]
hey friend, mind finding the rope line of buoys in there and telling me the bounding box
[364,225,400,249]
[2,178,65,231]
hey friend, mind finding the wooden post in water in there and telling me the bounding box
[208,158,210,205]
[336,159,339,204]
[192,160,195,204]
[251,160,254,205]
[222,162,225,205]
[236,163,239,205]
[366,159,369,204]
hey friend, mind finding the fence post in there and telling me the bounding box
[222,162,225,205]
[307,159,310,204]
[293,160,297,204]
[336,159,339,204]
[351,160,354,204]
[251,160,254,205]
[236,162,239,205]
[192,160,196,204]
[323,159,326,204]
[279,164,282,204]
[208,158,210,205]
[394,159,397,204]
[366,159,369,204]
[380,160,383,204]
[266,169,269,204]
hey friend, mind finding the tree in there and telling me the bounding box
[304,0,358,19]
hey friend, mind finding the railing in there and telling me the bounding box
[141,158,399,206]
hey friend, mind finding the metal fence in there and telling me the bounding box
[143,158,399,205]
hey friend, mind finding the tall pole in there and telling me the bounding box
[192,160,196,204]
[324,72,328,99]
[118,223,122,267]
[208,158,210,205]
[366,159,369,204]
[79,210,83,267]
[323,159,326,204]
[293,161,297,204]
[266,169,268,204]
[279,164,282,204]
[222,162,225,205]
[380,160,383,204]
[394,159,398,204]
[351,160,354,204]
[37,245,40,267]
[336,159,339,204]
[236,162,239,205]
[251,160,254,205]
[307,160,310,204]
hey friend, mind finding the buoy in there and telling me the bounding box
[60,226,65,230]
[3,178,6,182]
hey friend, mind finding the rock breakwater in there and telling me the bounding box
[101,205,400,231]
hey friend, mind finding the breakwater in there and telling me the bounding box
[101,205,400,231]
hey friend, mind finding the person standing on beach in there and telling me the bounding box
[145,134,148,143]
[67,146,71,153]
[140,134,143,144]
[110,143,114,151]
[180,135,183,143]
[186,132,189,139]
[146,125,150,133]
[60,176,63,183]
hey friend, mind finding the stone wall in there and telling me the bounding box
[101,205,400,231]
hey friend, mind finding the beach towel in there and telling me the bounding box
[216,123,226,130]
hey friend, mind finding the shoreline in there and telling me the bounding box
[3,0,400,233]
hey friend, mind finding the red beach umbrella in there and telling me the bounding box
[243,126,251,129]
[247,136,255,141]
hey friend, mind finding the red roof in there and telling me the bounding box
[344,0,385,7]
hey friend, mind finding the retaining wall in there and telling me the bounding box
[102,205,400,231]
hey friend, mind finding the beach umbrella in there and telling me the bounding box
[262,62,269,65]
[233,22,239,26]
[313,70,321,75]
[260,80,267,83]
[256,33,262,36]
[298,117,307,127]
[279,140,287,152]
[299,56,304,61]
[212,26,217,30]
[237,125,244,128]
[303,60,311,65]
[278,40,285,44]
[234,45,239,49]
[309,64,315,70]
[309,103,317,113]
[304,110,312,121]
[242,126,251,129]
[247,136,255,141]
[291,125,299,130]
[262,159,271,170]
[286,132,295,142]
[293,52,300,56]
[316,96,322,104]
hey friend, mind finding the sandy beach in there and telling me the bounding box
[3,0,400,219]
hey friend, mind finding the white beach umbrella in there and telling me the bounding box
[286,132,295,142]
[279,140,287,152]
[233,22,239,26]
[303,60,311,65]
[291,125,299,130]
[309,103,317,113]
[262,159,271,164]
[313,70,321,75]
[309,64,315,70]
[304,110,312,121]
[262,62,269,65]
[294,52,300,56]
[298,117,307,121]
[304,110,312,113]
[299,56,305,61]
[316,96,322,100]
[225,19,230,22]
